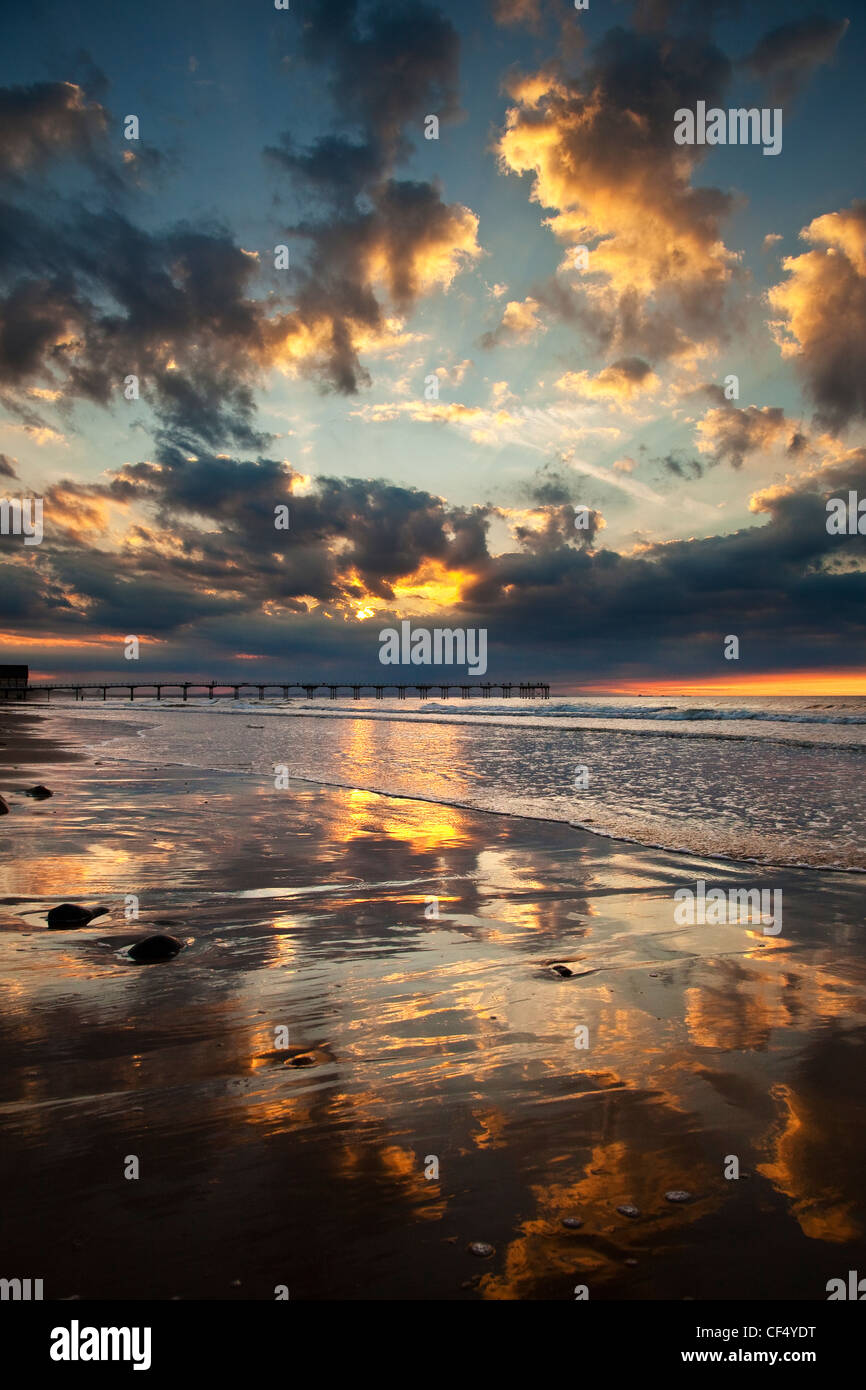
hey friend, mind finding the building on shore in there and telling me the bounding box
[0,665,28,700]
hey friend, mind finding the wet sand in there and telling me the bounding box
[1,705,865,1300]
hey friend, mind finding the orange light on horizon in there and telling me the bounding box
[572,670,866,697]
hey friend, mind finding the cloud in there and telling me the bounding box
[264,0,481,394]
[695,403,789,468]
[656,452,703,480]
[495,24,742,364]
[6,434,866,680]
[0,82,107,177]
[743,16,849,103]
[0,6,481,448]
[768,202,866,431]
[0,453,18,478]
[436,358,473,386]
[352,397,622,451]
[492,0,543,31]
[480,296,545,348]
[556,356,660,401]
[0,205,270,449]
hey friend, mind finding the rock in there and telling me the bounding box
[0,795,8,815]
[127,934,184,963]
[625,1258,639,1267]
[664,1190,693,1204]
[467,1242,495,1259]
[47,903,95,929]
[286,1053,316,1067]
[88,906,110,921]
[24,785,52,800]
[561,1217,583,1230]
[616,1204,641,1219]
[551,964,573,977]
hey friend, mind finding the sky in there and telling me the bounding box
[0,0,864,691]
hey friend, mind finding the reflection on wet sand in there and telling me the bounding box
[0,711,865,1299]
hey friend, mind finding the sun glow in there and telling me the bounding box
[583,670,866,696]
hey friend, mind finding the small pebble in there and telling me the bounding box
[664,1190,693,1204]
[561,1217,583,1230]
[467,1242,495,1258]
[551,964,573,978]
[616,1204,641,1219]
[625,1258,638,1267]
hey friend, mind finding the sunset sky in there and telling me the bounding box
[0,0,864,689]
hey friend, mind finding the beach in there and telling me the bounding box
[1,701,865,1301]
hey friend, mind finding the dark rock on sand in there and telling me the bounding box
[24,785,52,800]
[467,1242,495,1258]
[286,1053,316,1067]
[551,964,573,977]
[616,1204,641,1219]
[127,934,184,963]
[0,795,8,815]
[561,1217,583,1229]
[664,1189,693,1204]
[47,903,96,929]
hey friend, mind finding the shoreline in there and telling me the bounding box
[13,701,865,875]
[1,705,865,1300]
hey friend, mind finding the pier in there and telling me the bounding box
[10,680,550,702]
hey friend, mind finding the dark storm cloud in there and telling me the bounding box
[0,198,270,448]
[0,9,477,443]
[0,82,107,178]
[0,453,18,478]
[7,436,866,680]
[456,449,866,676]
[264,0,478,394]
[512,504,603,550]
[24,452,495,639]
[744,15,849,103]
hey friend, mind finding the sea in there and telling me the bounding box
[44,692,866,872]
